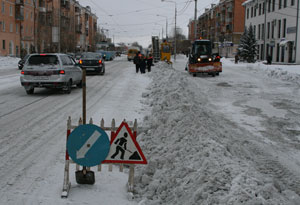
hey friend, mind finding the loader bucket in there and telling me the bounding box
[75,170,95,185]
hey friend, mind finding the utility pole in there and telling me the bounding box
[174,5,177,60]
[194,0,197,40]
[58,0,61,52]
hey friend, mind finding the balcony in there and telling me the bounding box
[16,0,24,5]
[75,6,81,14]
[76,24,82,33]
[227,6,233,12]
[61,0,70,9]
[15,4,24,21]
[225,17,232,23]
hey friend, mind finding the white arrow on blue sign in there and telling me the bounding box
[67,124,110,167]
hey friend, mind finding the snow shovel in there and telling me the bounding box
[76,68,95,185]
[76,167,95,185]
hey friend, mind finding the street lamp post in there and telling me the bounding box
[161,0,177,61]
[157,14,168,41]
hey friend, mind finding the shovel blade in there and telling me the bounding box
[75,170,95,185]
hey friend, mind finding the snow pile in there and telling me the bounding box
[133,62,300,204]
[221,58,300,85]
[0,56,20,70]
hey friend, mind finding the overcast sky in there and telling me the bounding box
[79,0,218,48]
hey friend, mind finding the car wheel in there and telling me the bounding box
[76,80,83,88]
[25,87,34,95]
[64,80,72,94]
[216,72,219,76]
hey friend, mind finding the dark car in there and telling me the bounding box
[18,54,30,70]
[79,52,105,75]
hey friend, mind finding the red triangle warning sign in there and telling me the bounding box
[102,122,147,164]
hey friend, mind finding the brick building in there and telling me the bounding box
[188,0,246,57]
[0,0,98,57]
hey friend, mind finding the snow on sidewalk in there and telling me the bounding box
[0,56,20,70]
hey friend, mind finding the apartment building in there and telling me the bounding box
[0,0,98,56]
[0,0,35,56]
[188,0,246,57]
[243,0,300,63]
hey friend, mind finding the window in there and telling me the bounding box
[254,25,256,38]
[31,12,33,20]
[291,0,295,6]
[271,21,274,38]
[9,41,13,55]
[251,7,253,17]
[9,5,12,16]
[281,46,284,62]
[262,23,265,39]
[1,2,4,14]
[268,0,271,12]
[2,40,5,50]
[278,19,281,38]
[247,8,249,19]
[16,24,18,33]
[254,6,257,16]
[263,2,265,14]
[10,23,13,32]
[276,43,280,62]
[272,0,275,11]
[259,4,261,15]
[267,22,270,39]
[283,18,286,37]
[284,0,287,7]
[279,0,282,9]
[258,24,261,40]
[2,21,5,32]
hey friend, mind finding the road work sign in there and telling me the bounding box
[67,124,110,167]
[103,121,147,164]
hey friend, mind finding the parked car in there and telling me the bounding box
[79,52,105,75]
[18,54,30,70]
[20,53,82,94]
[96,50,114,61]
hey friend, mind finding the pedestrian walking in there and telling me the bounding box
[140,54,146,74]
[146,54,153,72]
[235,54,239,64]
[133,51,141,73]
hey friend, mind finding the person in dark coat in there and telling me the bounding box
[139,54,146,74]
[267,55,272,64]
[133,52,141,73]
[235,54,239,64]
[146,54,153,72]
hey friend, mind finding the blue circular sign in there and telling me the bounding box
[67,124,110,167]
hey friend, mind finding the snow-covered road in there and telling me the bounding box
[0,57,149,204]
[0,55,300,204]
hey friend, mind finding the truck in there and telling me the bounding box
[127,46,140,61]
[186,39,222,77]
[151,36,160,62]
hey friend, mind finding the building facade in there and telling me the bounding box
[0,0,35,56]
[0,0,98,57]
[188,0,246,57]
[243,0,300,64]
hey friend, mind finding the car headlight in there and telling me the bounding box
[208,58,212,61]
[197,58,201,62]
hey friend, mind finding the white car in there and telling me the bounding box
[20,53,82,94]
